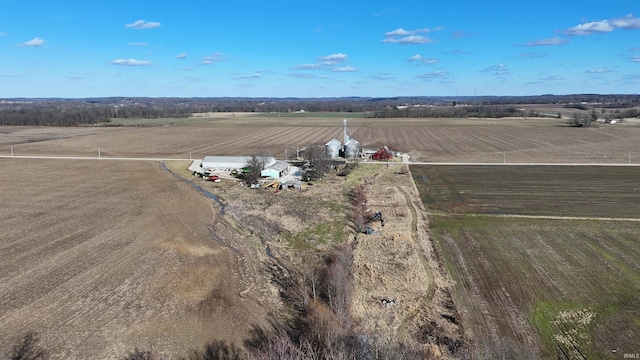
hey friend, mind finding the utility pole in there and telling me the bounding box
[98,147,101,159]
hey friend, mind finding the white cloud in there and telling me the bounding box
[201,53,226,64]
[408,54,439,65]
[561,20,613,35]
[332,66,357,72]
[631,56,640,62]
[289,73,328,79]
[110,59,153,66]
[383,35,434,44]
[585,68,612,73]
[480,64,509,75]
[293,53,349,70]
[524,37,569,46]
[0,32,7,37]
[416,70,451,79]
[385,28,412,36]
[610,14,640,29]
[129,42,147,47]
[319,53,348,65]
[125,20,161,30]
[384,26,440,44]
[176,52,187,59]
[558,14,640,36]
[293,64,323,70]
[20,37,45,47]
[1,73,20,78]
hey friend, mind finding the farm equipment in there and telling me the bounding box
[367,211,386,226]
[208,175,221,182]
[363,226,380,235]
[262,180,281,189]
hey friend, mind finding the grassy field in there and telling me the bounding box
[412,165,640,358]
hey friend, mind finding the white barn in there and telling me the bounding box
[201,156,276,171]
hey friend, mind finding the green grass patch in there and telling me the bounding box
[342,164,383,187]
[531,301,599,359]
[284,218,347,250]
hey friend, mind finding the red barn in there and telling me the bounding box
[372,146,394,160]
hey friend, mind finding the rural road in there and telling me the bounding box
[1,154,639,166]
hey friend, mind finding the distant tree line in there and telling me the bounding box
[365,105,538,119]
[1,94,638,126]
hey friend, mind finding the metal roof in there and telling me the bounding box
[266,161,290,172]
[325,138,342,146]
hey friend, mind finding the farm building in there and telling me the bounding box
[261,161,290,179]
[372,146,394,160]
[201,156,276,171]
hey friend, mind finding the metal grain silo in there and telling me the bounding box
[325,138,342,158]
[344,138,360,159]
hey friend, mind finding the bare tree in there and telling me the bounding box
[243,153,268,185]
[303,145,331,181]
[351,184,368,233]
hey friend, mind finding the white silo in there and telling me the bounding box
[344,138,360,159]
[325,138,342,158]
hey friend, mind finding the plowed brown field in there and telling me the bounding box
[1,113,639,359]
[0,159,273,359]
[1,114,638,163]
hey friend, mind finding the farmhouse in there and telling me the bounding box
[261,161,290,179]
[201,156,276,171]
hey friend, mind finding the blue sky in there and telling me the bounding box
[1,0,639,98]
